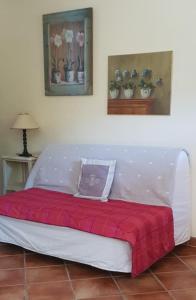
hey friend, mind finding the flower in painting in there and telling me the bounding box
[50,36,54,44]
[64,30,74,43]
[76,31,84,47]
[54,34,62,48]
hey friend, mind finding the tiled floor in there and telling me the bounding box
[0,239,196,299]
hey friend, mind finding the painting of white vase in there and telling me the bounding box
[124,89,134,99]
[52,71,61,84]
[140,88,151,99]
[110,89,119,99]
[66,70,75,83]
[77,71,84,83]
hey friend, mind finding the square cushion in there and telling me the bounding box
[74,158,116,201]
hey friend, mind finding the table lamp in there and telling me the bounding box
[11,113,39,157]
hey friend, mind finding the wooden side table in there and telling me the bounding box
[1,155,37,194]
[108,98,154,115]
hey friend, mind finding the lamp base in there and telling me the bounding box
[18,129,32,157]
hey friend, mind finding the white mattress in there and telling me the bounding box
[0,151,191,273]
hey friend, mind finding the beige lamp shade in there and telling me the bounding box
[11,113,39,129]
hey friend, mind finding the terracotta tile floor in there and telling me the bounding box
[0,239,196,299]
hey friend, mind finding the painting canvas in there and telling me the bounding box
[43,8,93,96]
[108,51,172,115]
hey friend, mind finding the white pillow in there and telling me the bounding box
[74,158,116,201]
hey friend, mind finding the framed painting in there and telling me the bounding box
[107,51,172,115]
[43,8,93,96]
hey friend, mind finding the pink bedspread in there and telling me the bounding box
[0,188,174,276]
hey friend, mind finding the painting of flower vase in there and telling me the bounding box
[108,51,172,115]
[43,8,93,96]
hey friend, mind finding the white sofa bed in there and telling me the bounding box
[0,144,191,272]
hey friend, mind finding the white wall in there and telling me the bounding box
[0,0,196,234]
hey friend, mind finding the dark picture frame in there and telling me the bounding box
[43,8,93,96]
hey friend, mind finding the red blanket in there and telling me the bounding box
[0,188,174,276]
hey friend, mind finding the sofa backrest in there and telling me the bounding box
[26,144,190,207]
